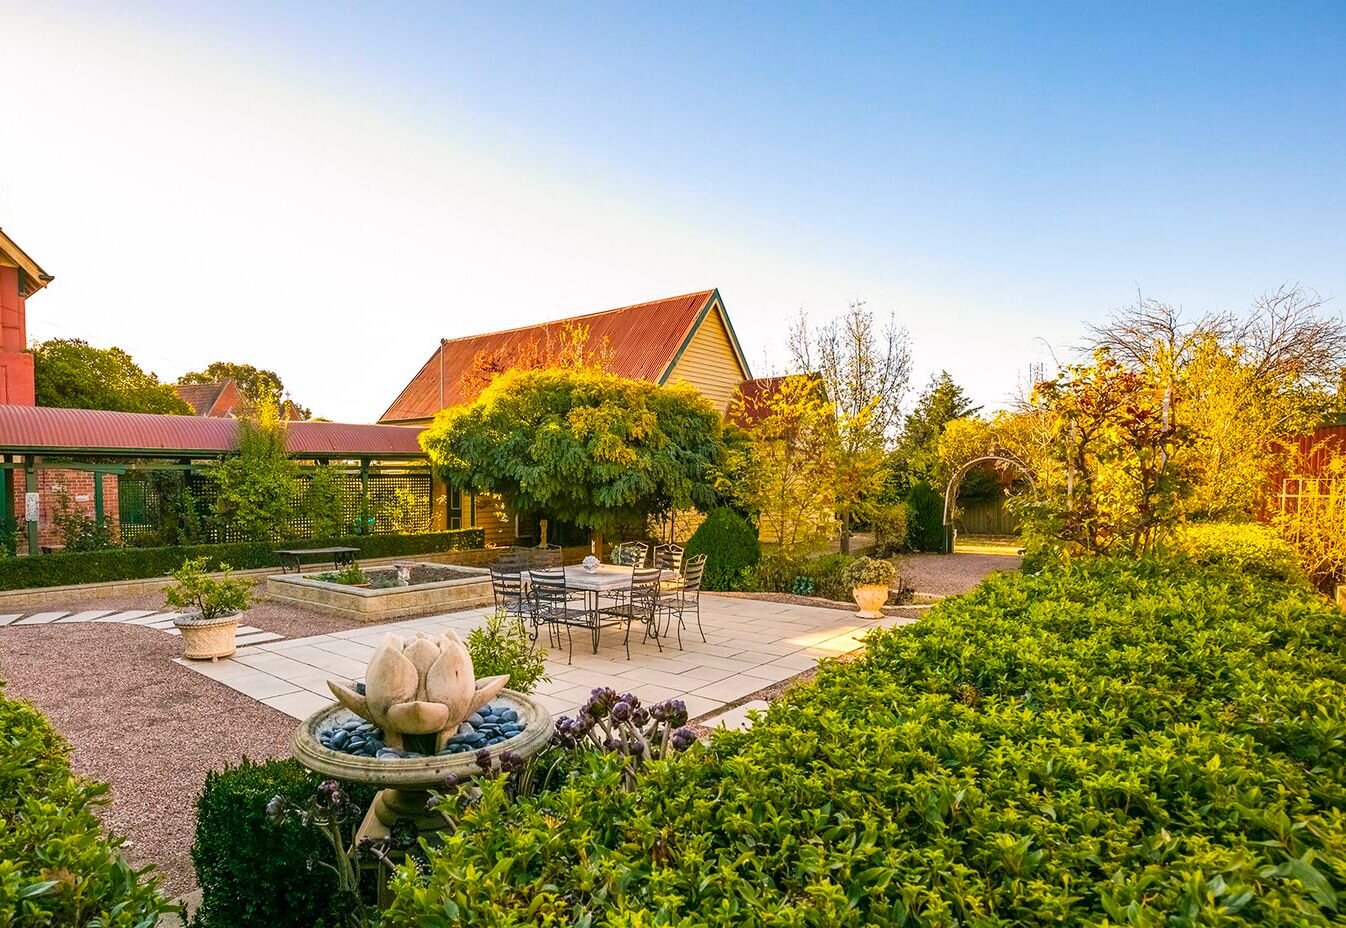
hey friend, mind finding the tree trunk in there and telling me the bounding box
[591,530,604,558]
[839,514,851,554]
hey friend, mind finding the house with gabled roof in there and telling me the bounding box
[381,289,761,544]
[174,380,244,418]
[381,289,753,425]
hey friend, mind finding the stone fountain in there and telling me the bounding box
[292,629,553,841]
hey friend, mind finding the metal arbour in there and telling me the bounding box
[941,453,1035,553]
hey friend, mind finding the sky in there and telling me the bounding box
[1,1,1343,422]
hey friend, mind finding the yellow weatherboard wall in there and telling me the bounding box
[663,302,749,412]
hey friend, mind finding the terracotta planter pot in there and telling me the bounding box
[852,584,889,619]
[174,611,241,661]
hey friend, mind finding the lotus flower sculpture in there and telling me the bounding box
[329,631,508,751]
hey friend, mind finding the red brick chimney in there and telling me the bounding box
[0,229,53,406]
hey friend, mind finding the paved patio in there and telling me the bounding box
[178,594,918,722]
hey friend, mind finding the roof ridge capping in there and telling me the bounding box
[434,288,717,344]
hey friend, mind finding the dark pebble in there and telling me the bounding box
[467,713,484,727]
[456,722,475,737]
[342,719,362,731]
[355,682,366,695]
[499,709,519,723]
[331,730,350,749]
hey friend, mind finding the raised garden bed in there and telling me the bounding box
[265,561,491,621]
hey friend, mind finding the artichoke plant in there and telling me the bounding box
[329,631,508,751]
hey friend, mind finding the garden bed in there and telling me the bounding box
[265,562,491,621]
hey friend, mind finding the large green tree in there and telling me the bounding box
[179,361,312,419]
[420,368,725,542]
[887,371,982,496]
[33,338,190,414]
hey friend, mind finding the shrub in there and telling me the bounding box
[1170,521,1302,583]
[383,559,1346,926]
[743,547,809,593]
[869,501,910,556]
[799,552,856,601]
[0,528,485,591]
[164,556,252,620]
[842,554,896,588]
[905,480,945,551]
[0,681,173,926]
[52,489,120,552]
[303,465,350,539]
[466,609,549,694]
[192,758,376,928]
[684,508,759,591]
[311,564,368,586]
[205,403,299,542]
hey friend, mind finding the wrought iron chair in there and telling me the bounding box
[530,565,626,663]
[653,543,685,573]
[597,566,662,658]
[659,554,706,648]
[489,564,529,623]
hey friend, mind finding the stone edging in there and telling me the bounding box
[0,549,499,610]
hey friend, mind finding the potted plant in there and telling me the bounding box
[165,556,253,661]
[843,556,896,619]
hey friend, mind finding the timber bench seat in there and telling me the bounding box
[275,546,360,574]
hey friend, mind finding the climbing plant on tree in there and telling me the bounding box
[420,369,725,545]
[205,402,299,542]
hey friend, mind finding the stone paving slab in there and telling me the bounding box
[2,607,288,650]
[14,611,69,624]
[177,595,919,721]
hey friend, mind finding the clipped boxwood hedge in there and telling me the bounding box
[192,758,376,928]
[685,507,759,590]
[384,558,1346,925]
[0,681,173,926]
[0,527,485,591]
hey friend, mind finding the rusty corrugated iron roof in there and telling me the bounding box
[0,405,424,457]
[380,290,723,423]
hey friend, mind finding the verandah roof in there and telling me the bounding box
[0,405,426,459]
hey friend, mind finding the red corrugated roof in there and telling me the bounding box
[380,290,718,422]
[0,406,424,457]
[728,375,820,427]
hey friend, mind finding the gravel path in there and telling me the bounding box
[901,551,1020,597]
[36,578,366,639]
[0,623,296,895]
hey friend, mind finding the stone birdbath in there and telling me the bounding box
[292,629,552,843]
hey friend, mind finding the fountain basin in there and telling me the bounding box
[267,561,492,622]
[293,690,553,792]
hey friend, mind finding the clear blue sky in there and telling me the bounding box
[2,2,1343,419]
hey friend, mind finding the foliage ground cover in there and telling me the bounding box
[192,758,377,928]
[0,681,174,927]
[385,559,1346,926]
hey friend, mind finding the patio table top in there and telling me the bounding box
[523,564,677,591]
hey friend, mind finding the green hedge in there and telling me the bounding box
[685,508,759,591]
[0,681,174,926]
[1170,521,1302,583]
[905,479,945,551]
[0,528,485,591]
[384,559,1346,925]
[192,758,377,928]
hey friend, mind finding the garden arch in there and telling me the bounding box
[942,454,1034,553]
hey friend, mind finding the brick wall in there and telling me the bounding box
[10,465,121,549]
